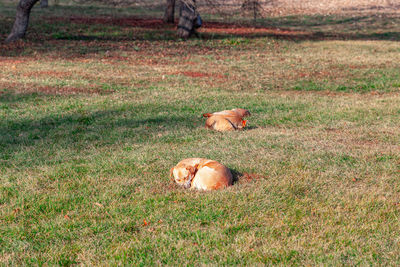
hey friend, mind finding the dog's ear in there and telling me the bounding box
[186,165,198,178]
[186,165,195,175]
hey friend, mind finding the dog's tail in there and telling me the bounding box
[202,113,212,118]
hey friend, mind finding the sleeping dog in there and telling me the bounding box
[170,158,233,190]
[203,108,251,131]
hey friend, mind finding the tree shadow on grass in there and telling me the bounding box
[0,92,200,166]
[200,31,400,42]
[2,11,400,58]
[36,14,400,42]
[244,125,258,131]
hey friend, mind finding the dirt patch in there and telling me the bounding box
[240,172,266,182]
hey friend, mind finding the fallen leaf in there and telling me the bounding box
[64,215,70,220]
[94,202,104,208]
[143,219,148,226]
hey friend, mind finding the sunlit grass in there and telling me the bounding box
[1,1,400,265]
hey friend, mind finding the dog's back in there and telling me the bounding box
[204,108,251,118]
[205,114,246,131]
[203,108,250,131]
[232,108,251,117]
[192,159,232,190]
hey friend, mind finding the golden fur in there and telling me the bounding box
[170,158,233,190]
[202,108,251,132]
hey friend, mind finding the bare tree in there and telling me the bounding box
[177,0,201,39]
[163,0,175,23]
[7,0,280,42]
[40,0,49,8]
[5,0,40,43]
[241,0,264,24]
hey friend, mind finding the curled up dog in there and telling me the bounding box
[170,158,233,190]
[203,108,251,132]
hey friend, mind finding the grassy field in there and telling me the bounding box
[1,1,400,265]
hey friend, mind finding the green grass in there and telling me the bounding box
[1,1,400,265]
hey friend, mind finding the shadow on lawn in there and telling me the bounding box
[1,9,400,57]
[0,92,199,163]
[43,28,400,42]
[37,13,400,43]
[230,168,242,185]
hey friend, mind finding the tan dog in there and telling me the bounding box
[170,158,233,190]
[203,108,251,132]
[204,108,251,118]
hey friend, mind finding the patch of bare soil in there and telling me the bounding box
[240,172,266,183]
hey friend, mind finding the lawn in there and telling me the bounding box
[1,1,400,265]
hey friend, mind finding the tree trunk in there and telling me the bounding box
[163,0,175,23]
[177,0,199,39]
[40,0,48,8]
[5,0,40,43]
